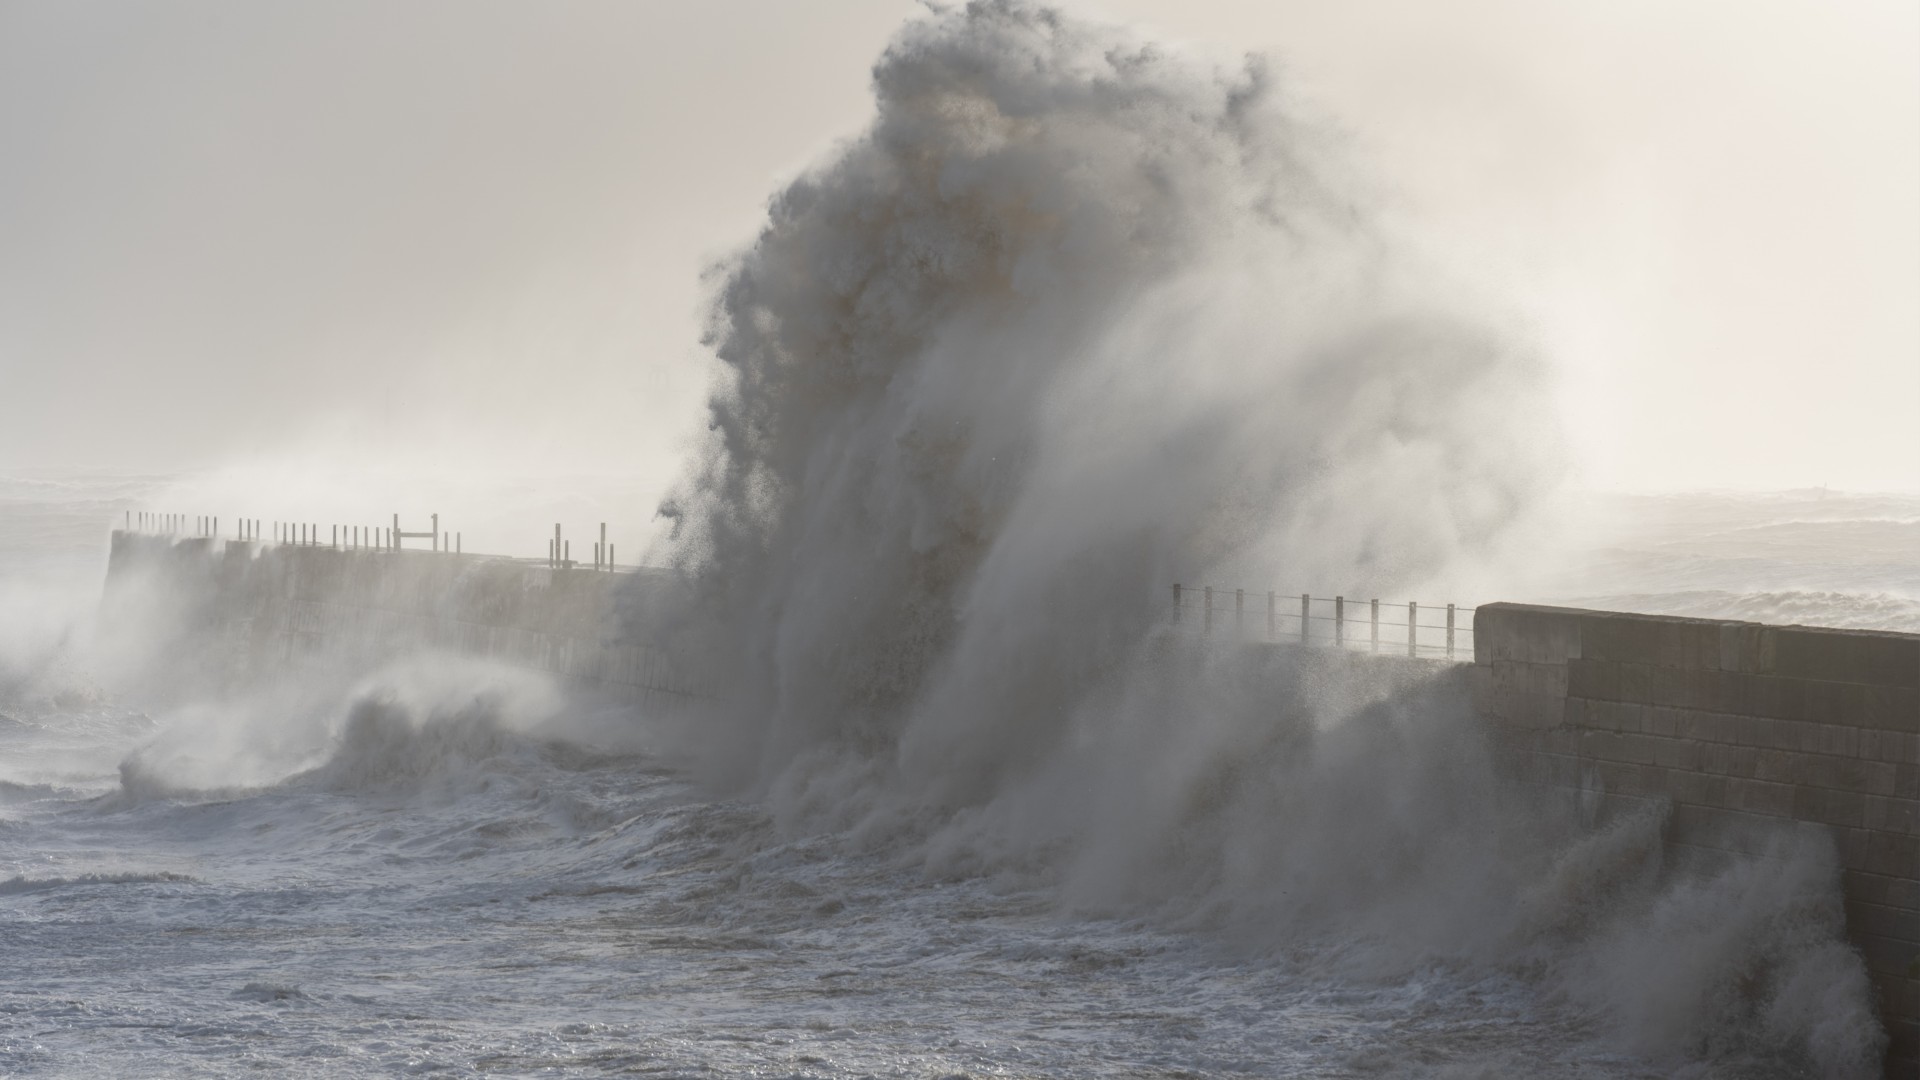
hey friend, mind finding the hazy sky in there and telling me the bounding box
[2,0,1916,494]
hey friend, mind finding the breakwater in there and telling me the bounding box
[102,534,1916,1073]
[103,530,704,715]
[1475,603,1919,1075]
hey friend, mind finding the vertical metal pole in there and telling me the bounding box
[457,533,462,555]
[1300,594,1309,643]
[1335,596,1345,647]
[1171,583,1182,624]
[606,542,611,569]
[1408,601,1418,657]
[554,524,561,568]
[392,513,400,551]
[1203,586,1213,634]
[599,523,607,571]
[1370,599,1379,652]
[432,513,439,553]
[564,540,570,566]
[1446,604,1456,660]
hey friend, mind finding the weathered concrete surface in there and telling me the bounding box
[104,531,705,715]
[1476,602,1920,1076]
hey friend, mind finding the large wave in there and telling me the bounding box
[651,3,1883,1073]
[663,0,1557,799]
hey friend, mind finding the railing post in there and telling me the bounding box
[1446,604,1456,660]
[1370,599,1379,652]
[392,513,400,552]
[1203,586,1213,634]
[432,513,439,553]
[1171,583,1182,624]
[1300,594,1309,643]
[1408,601,1418,657]
[1334,596,1344,647]
[1234,588,1244,633]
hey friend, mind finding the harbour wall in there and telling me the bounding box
[1475,602,1919,1075]
[103,530,707,715]
[103,534,1917,1072]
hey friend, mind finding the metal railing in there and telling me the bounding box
[1170,584,1474,662]
[121,511,633,574]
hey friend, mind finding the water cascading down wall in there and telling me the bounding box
[1475,603,1919,1075]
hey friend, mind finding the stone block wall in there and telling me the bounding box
[1476,602,1920,1075]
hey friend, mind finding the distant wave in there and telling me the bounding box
[0,871,197,895]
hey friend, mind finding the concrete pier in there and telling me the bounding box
[100,534,1915,1073]
[1475,603,1919,1075]
[104,530,705,717]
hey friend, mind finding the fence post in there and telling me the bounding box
[1300,594,1309,643]
[432,513,439,553]
[1234,588,1244,633]
[1203,586,1213,634]
[1335,596,1345,647]
[1408,601,1418,657]
[600,523,607,571]
[1172,583,1182,624]
[1446,604,1456,660]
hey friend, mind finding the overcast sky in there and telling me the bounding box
[2,0,1916,494]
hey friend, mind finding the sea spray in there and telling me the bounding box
[659,2,1884,1072]
[664,0,1558,799]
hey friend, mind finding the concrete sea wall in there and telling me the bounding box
[104,531,706,715]
[104,534,1916,1072]
[1476,602,1919,1074]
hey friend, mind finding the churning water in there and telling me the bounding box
[1,4,1911,1076]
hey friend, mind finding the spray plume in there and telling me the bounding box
[664,0,1557,798]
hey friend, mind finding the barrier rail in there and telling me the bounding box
[120,510,636,573]
[1170,584,1475,661]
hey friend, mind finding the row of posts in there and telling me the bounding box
[1169,584,1460,660]
[547,523,616,571]
[125,511,459,555]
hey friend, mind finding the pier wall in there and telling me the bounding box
[1475,603,1919,1074]
[103,531,705,716]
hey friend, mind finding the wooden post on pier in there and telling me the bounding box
[432,513,439,553]
[1335,596,1345,647]
[1370,599,1380,652]
[599,523,607,571]
[1446,604,1456,660]
[1408,601,1419,657]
